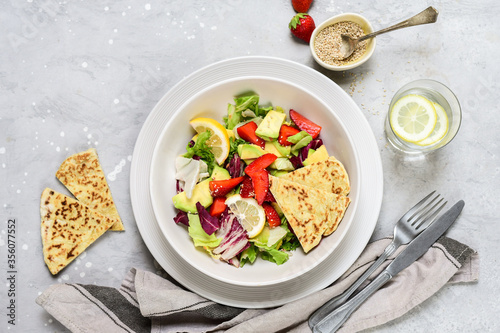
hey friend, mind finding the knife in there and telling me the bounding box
[312,200,465,333]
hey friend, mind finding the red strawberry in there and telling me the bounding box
[244,153,277,177]
[289,109,322,139]
[209,196,227,217]
[263,203,281,228]
[251,169,269,205]
[237,121,266,149]
[278,124,301,146]
[289,13,315,43]
[292,0,313,13]
[239,176,255,198]
[209,176,245,197]
[264,190,276,202]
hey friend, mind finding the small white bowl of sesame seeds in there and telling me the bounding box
[310,13,376,71]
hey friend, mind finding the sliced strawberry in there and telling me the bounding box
[278,124,301,146]
[264,190,276,202]
[209,176,245,197]
[239,176,255,198]
[209,196,227,217]
[237,121,266,149]
[244,153,277,177]
[251,169,269,205]
[289,109,322,139]
[263,203,281,228]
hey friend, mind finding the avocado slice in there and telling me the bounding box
[303,145,329,166]
[255,110,286,140]
[270,141,291,157]
[238,144,266,160]
[172,178,213,213]
[270,169,289,177]
[211,165,231,181]
[264,141,284,158]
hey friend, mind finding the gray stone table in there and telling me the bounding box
[1,0,498,331]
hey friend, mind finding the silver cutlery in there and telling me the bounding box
[312,200,465,333]
[336,6,439,59]
[309,191,446,328]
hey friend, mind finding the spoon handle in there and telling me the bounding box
[358,6,438,42]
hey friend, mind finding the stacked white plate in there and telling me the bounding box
[130,56,383,308]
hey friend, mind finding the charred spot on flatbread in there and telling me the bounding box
[40,188,115,275]
[56,148,124,231]
[269,176,333,253]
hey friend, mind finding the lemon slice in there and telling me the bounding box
[225,194,265,238]
[389,94,437,143]
[415,102,449,146]
[189,117,230,165]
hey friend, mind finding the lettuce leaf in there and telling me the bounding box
[188,213,221,248]
[280,218,301,251]
[225,95,274,129]
[184,130,215,174]
[240,244,258,267]
[260,248,289,265]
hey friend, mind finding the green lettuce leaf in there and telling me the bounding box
[184,130,215,174]
[260,248,289,265]
[240,244,258,267]
[187,213,221,248]
[279,216,301,251]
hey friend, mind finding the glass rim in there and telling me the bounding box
[387,79,462,153]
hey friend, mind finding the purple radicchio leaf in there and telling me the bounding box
[173,210,189,226]
[213,212,250,262]
[289,155,303,169]
[226,153,243,178]
[176,180,184,194]
[300,138,324,162]
[196,202,220,235]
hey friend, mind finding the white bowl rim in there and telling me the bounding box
[310,12,376,71]
[149,75,361,287]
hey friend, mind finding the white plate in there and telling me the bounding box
[149,76,360,286]
[130,56,383,308]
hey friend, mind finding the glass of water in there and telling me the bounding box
[385,79,462,154]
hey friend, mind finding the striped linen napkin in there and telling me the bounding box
[36,236,478,333]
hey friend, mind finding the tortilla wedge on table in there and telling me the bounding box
[269,176,334,253]
[279,156,350,196]
[56,148,124,231]
[40,188,115,275]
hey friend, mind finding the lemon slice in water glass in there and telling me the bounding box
[389,94,437,143]
[415,102,449,146]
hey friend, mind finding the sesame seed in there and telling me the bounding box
[313,21,368,66]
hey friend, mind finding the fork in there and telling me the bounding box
[308,190,446,329]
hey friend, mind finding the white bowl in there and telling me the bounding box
[310,13,376,71]
[150,76,360,287]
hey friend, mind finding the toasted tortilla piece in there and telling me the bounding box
[324,195,351,236]
[56,148,124,231]
[269,176,333,253]
[279,156,350,196]
[40,188,115,275]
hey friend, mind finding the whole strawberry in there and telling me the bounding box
[292,0,313,13]
[289,13,315,43]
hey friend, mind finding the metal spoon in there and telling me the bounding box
[337,6,439,60]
